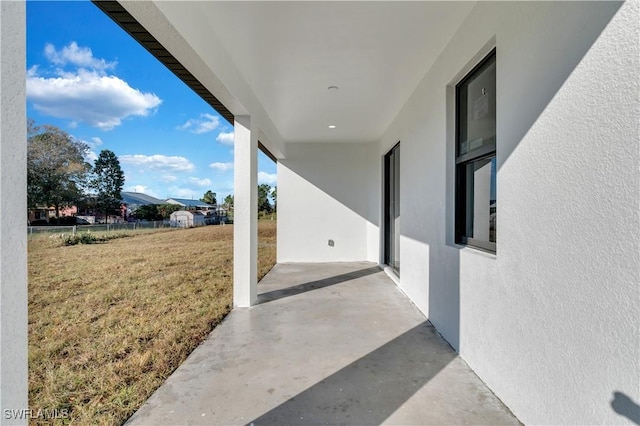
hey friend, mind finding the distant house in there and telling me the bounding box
[27,207,54,224]
[117,191,166,220]
[165,198,216,213]
[121,191,165,212]
[58,205,78,218]
[170,210,206,228]
[28,205,77,225]
[75,196,127,224]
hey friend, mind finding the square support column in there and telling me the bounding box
[233,116,258,307]
[0,1,28,423]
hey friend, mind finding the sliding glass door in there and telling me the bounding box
[384,143,400,275]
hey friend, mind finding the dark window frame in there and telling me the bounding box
[384,142,400,274]
[455,49,497,254]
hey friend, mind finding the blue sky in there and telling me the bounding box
[26,0,276,203]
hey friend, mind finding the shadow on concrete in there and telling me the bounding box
[248,321,456,425]
[257,266,381,304]
[611,392,640,425]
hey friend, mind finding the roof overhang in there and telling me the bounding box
[95,1,477,157]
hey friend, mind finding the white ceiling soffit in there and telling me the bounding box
[156,1,476,144]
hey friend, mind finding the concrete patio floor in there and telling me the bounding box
[126,262,519,425]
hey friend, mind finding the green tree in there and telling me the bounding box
[200,190,217,205]
[157,203,182,219]
[224,194,234,210]
[91,150,125,223]
[258,184,272,213]
[271,186,277,212]
[132,204,161,221]
[27,120,91,218]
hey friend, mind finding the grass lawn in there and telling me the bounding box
[28,221,276,425]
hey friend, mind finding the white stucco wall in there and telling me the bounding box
[0,1,28,423]
[380,1,639,424]
[277,143,379,263]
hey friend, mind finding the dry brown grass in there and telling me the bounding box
[28,221,276,425]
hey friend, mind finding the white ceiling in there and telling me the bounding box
[151,2,476,145]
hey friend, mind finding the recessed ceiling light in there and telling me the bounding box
[328,125,337,129]
[328,86,339,91]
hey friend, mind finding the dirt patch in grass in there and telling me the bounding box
[29,221,276,425]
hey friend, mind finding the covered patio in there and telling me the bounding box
[1,1,637,424]
[126,263,518,425]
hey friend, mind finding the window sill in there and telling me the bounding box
[452,243,497,260]
[457,236,495,254]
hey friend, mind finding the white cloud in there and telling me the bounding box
[258,171,277,186]
[85,150,98,163]
[177,113,220,134]
[74,135,98,162]
[44,42,116,72]
[27,69,161,130]
[126,184,146,193]
[168,186,199,199]
[79,136,103,150]
[125,185,159,198]
[161,175,177,183]
[27,65,39,78]
[188,177,213,187]
[27,42,161,131]
[119,154,195,172]
[177,123,191,131]
[216,131,234,146]
[209,162,233,172]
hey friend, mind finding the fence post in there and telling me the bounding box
[73,225,76,236]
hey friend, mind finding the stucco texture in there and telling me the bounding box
[378,1,639,424]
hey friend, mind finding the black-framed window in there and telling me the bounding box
[455,50,496,253]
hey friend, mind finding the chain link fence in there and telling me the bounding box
[27,221,173,241]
